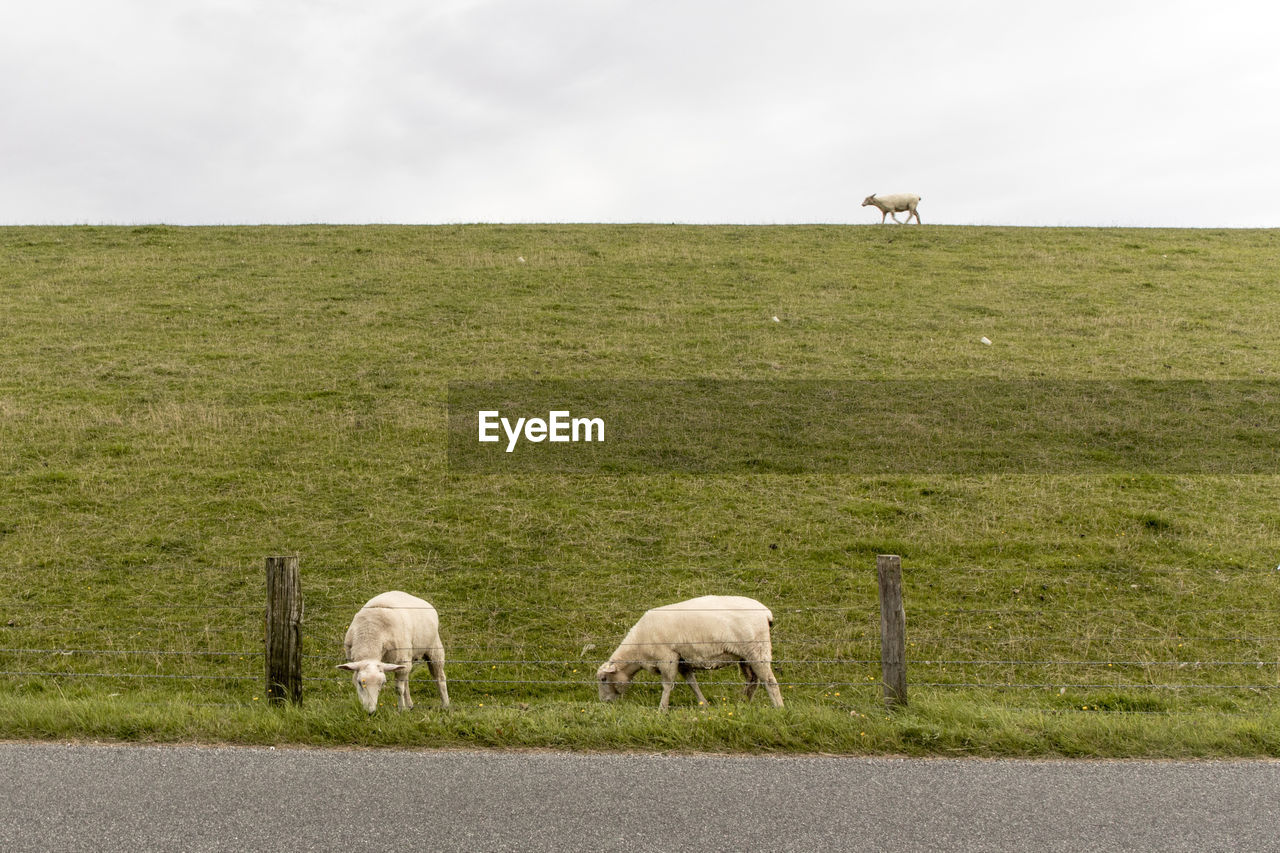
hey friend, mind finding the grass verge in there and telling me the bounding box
[5,693,1280,758]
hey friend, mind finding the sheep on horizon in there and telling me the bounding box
[337,591,450,714]
[862,192,922,224]
[595,595,784,711]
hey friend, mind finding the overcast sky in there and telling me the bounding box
[3,1,1277,227]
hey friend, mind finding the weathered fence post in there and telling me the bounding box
[877,554,907,707]
[265,555,303,706]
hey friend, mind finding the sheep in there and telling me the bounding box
[595,595,784,711]
[862,192,922,224]
[337,591,449,714]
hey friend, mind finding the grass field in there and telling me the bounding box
[2,223,1280,755]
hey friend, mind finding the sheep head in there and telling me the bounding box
[337,660,406,714]
[595,661,632,702]
[861,194,878,207]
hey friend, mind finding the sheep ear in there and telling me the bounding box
[599,663,618,674]
[337,662,359,671]
[380,663,407,673]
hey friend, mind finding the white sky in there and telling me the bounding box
[2,0,1277,227]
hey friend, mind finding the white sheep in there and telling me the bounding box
[862,192,922,224]
[595,595,784,710]
[337,591,449,714]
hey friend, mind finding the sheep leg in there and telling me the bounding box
[681,670,710,706]
[658,679,676,711]
[424,648,450,709]
[889,211,903,224]
[749,661,785,708]
[740,661,759,701]
[395,666,413,711]
[656,661,681,711]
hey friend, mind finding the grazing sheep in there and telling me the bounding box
[337,591,449,714]
[596,595,784,710]
[862,192,922,224]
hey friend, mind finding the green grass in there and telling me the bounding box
[2,223,1280,755]
[5,693,1280,757]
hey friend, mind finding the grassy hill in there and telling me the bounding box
[2,224,1279,755]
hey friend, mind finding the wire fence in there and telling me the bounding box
[3,563,1280,710]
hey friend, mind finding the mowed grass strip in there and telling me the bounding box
[1,224,1279,754]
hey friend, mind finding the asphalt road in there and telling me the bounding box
[3,743,1279,852]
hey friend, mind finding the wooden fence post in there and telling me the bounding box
[877,554,907,708]
[265,555,303,706]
